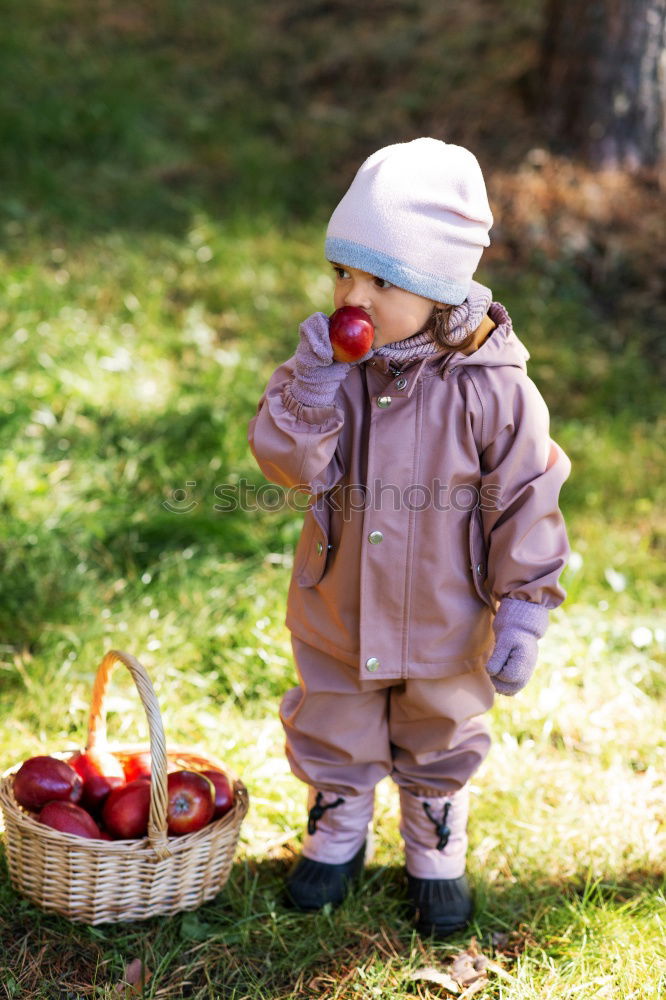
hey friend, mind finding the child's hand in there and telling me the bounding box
[290,312,371,406]
[485,598,549,696]
[296,312,345,368]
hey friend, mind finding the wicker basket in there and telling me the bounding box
[0,649,249,924]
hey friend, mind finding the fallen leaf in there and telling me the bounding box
[458,980,487,1000]
[451,950,485,987]
[408,965,461,993]
[449,937,494,994]
[115,958,152,995]
[408,938,513,997]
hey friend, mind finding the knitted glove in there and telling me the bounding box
[485,598,549,696]
[289,312,372,406]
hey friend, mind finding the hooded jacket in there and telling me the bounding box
[248,301,571,681]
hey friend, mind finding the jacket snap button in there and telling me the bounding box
[476,563,484,574]
[365,657,380,672]
[368,530,383,544]
[377,395,392,408]
[395,377,407,390]
[316,541,324,555]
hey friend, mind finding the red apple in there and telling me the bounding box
[39,800,102,839]
[328,306,374,362]
[121,751,152,783]
[68,749,126,811]
[13,755,83,812]
[166,770,214,836]
[201,769,234,819]
[102,778,151,839]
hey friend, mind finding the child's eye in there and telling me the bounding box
[374,276,393,289]
[332,266,350,280]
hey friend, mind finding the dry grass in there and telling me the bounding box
[488,154,666,362]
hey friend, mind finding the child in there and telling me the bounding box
[248,138,570,936]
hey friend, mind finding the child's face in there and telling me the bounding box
[331,264,437,348]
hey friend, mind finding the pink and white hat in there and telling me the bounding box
[325,138,493,306]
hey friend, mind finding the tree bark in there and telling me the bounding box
[541,0,666,170]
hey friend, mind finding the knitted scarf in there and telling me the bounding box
[375,280,492,366]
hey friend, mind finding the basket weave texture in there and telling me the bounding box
[0,649,249,924]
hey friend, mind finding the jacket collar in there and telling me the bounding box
[363,301,528,387]
[459,313,496,354]
[443,301,529,373]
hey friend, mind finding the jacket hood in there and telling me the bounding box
[444,300,529,373]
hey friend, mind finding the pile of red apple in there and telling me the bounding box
[11,750,234,841]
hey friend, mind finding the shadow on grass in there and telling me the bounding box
[0,390,299,649]
[1,843,663,998]
[0,505,278,651]
[0,0,548,247]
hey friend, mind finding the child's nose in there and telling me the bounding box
[344,281,372,309]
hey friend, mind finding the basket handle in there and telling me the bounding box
[85,649,170,860]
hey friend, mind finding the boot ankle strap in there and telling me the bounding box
[308,791,345,834]
[422,800,452,850]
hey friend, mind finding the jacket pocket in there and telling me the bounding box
[468,506,494,609]
[293,502,330,588]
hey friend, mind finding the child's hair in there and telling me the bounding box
[425,305,477,354]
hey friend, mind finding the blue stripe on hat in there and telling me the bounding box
[325,237,468,306]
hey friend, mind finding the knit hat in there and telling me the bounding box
[325,138,493,306]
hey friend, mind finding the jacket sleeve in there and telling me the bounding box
[471,369,571,610]
[247,357,346,495]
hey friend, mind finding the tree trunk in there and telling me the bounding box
[541,0,666,170]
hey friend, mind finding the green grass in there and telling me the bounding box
[1,1,665,998]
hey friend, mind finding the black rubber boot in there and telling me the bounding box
[406,872,473,937]
[284,841,367,911]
